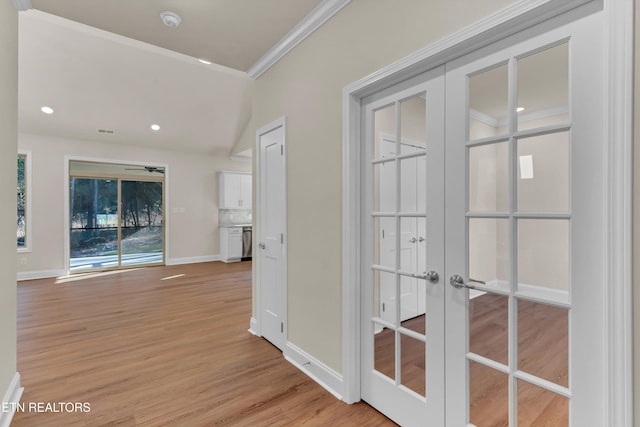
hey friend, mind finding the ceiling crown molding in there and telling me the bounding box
[247,0,351,79]
[11,0,32,11]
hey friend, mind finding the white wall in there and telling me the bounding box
[0,0,18,406]
[17,133,250,276]
[236,0,517,372]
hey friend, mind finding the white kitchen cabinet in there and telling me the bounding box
[218,171,252,209]
[220,226,243,262]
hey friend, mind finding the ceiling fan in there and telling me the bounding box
[125,166,165,174]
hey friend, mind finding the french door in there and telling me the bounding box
[361,9,605,427]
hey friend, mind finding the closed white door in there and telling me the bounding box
[257,123,286,350]
[361,9,606,426]
[362,65,446,427]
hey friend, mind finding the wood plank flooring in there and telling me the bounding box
[13,262,394,426]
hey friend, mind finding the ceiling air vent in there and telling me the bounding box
[97,129,115,135]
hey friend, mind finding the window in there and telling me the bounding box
[17,151,31,252]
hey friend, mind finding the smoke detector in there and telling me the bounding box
[160,11,181,28]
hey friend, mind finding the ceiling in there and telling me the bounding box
[29,0,324,72]
[17,1,326,155]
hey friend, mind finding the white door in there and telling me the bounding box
[361,9,606,426]
[257,122,286,351]
[362,65,446,427]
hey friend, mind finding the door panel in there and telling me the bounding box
[362,8,605,427]
[362,66,445,427]
[258,127,286,350]
[445,11,604,426]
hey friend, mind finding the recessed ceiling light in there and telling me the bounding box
[517,107,525,112]
[40,106,54,114]
[198,58,212,65]
[150,124,160,131]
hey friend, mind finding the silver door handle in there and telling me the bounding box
[425,270,439,284]
[258,242,266,250]
[418,236,425,242]
[449,274,478,290]
[409,237,417,243]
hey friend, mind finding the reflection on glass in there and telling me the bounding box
[469,292,508,365]
[469,361,509,427]
[400,95,427,155]
[400,217,425,273]
[469,218,509,289]
[469,63,509,141]
[518,299,568,387]
[401,278,426,335]
[374,104,397,159]
[469,142,509,212]
[374,161,396,212]
[518,380,568,427]
[375,269,396,325]
[518,43,569,131]
[400,156,426,213]
[517,132,569,212]
[518,219,569,297]
[400,334,426,397]
[374,322,395,381]
[374,217,396,269]
[121,181,164,266]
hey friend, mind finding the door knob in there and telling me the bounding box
[258,242,266,250]
[409,237,417,243]
[418,236,425,242]
[425,271,439,284]
[449,274,478,290]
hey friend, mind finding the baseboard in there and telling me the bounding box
[17,269,66,281]
[0,373,23,427]
[284,342,344,401]
[248,317,259,336]
[165,255,220,266]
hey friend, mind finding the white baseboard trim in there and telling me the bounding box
[165,255,220,266]
[17,269,66,281]
[0,373,24,427]
[471,279,569,304]
[284,342,344,401]
[248,317,259,336]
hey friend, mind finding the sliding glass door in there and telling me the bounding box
[121,180,163,267]
[69,161,164,272]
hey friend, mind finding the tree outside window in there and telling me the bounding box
[17,154,26,248]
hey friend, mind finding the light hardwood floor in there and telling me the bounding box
[13,262,394,426]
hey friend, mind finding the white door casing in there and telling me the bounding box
[254,118,287,351]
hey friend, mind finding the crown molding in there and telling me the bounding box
[247,0,351,79]
[11,0,32,11]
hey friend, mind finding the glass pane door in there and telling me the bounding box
[69,162,165,272]
[362,66,446,426]
[121,181,164,267]
[445,10,606,426]
[70,178,119,270]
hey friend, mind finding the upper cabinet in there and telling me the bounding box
[219,171,252,209]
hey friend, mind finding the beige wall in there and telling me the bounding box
[0,0,18,400]
[239,0,516,372]
[17,133,250,274]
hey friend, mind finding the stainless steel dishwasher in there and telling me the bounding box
[242,226,252,260]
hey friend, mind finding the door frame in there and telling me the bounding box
[251,117,288,342]
[63,155,169,275]
[340,1,633,425]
